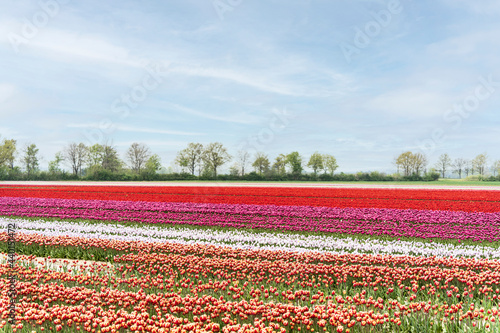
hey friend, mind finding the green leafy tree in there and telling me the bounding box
[307,152,324,176]
[22,143,40,177]
[101,144,122,172]
[87,144,104,169]
[175,143,204,175]
[145,154,162,173]
[323,154,339,176]
[395,151,413,176]
[0,139,17,169]
[48,152,64,174]
[202,142,231,179]
[252,152,270,175]
[229,163,240,177]
[201,162,214,178]
[272,154,287,175]
[286,152,303,177]
[395,151,427,176]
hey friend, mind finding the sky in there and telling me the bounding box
[0,0,499,174]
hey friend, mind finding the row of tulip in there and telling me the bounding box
[2,184,500,201]
[2,233,500,332]
[1,185,500,212]
[2,184,500,332]
[1,196,500,241]
[2,217,500,259]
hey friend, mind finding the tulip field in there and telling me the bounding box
[1,184,500,332]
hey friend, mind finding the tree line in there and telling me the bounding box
[1,137,499,181]
[394,151,500,180]
[0,139,162,181]
[174,142,339,180]
[0,139,342,181]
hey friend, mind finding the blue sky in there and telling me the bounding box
[0,0,499,174]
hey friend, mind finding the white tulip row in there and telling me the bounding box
[2,217,499,259]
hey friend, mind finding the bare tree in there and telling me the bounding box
[412,153,427,176]
[492,160,500,177]
[202,142,231,178]
[452,158,466,179]
[237,150,250,176]
[127,143,151,173]
[472,153,488,176]
[64,143,87,176]
[435,153,452,178]
[464,160,472,177]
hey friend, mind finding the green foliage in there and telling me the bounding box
[307,151,323,175]
[465,175,486,182]
[285,151,303,178]
[48,152,64,174]
[176,143,204,175]
[145,154,162,173]
[323,154,338,176]
[202,142,231,179]
[423,171,440,181]
[22,143,40,178]
[252,152,270,175]
[0,138,16,169]
[229,164,240,177]
[272,154,287,175]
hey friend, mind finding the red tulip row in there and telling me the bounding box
[4,231,500,271]
[3,231,500,332]
[1,185,500,212]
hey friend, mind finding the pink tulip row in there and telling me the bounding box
[1,196,499,242]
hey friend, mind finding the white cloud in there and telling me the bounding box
[32,30,140,67]
[365,88,453,119]
[426,29,500,59]
[440,0,500,14]
[170,64,346,97]
[114,125,204,136]
[156,101,261,125]
[0,20,141,67]
[66,123,201,136]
